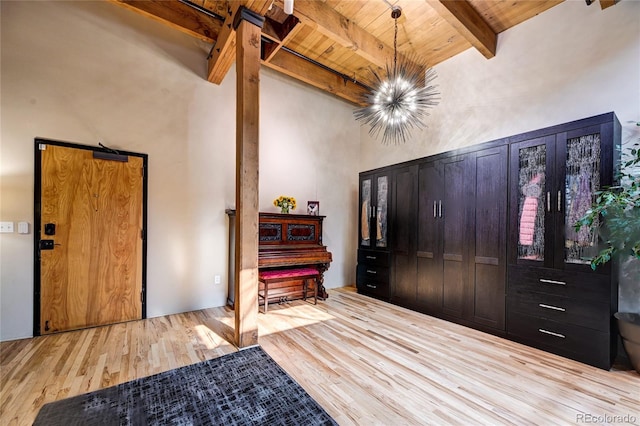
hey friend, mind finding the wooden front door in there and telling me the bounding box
[35,140,147,335]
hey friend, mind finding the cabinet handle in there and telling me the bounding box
[557,190,562,212]
[433,200,437,218]
[366,284,377,289]
[366,269,377,274]
[538,303,566,312]
[438,200,442,218]
[365,255,377,260]
[539,278,566,286]
[538,328,565,339]
[547,192,551,212]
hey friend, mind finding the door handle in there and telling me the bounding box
[433,200,437,218]
[547,192,551,212]
[438,200,442,218]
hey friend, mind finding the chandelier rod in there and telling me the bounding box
[392,6,400,75]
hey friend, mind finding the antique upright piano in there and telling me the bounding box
[226,210,332,308]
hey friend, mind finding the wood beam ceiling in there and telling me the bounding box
[110,1,598,106]
[207,1,272,84]
[425,0,496,59]
[264,49,368,106]
[108,0,221,43]
[275,0,400,70]
[599,0,617,9]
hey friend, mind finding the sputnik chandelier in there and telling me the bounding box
[354,6,440,145]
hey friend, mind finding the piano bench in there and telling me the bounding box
[258,268,319,313]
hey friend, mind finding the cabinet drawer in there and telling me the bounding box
[358,249,390,268]
[507,291,610,332]
[508,265,610,301]
[356,279,390,300]
[507,311,611,369]
[357,264,389,284]
[356,264,390,299]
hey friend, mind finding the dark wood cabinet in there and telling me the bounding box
[356,112,619,369]
[413,147,507,331]
[508,120,617,273]
[440,155,468,319]
[467,146,508,330]
[506,113,620,369]
[390,166,418,305]
[356,250,391,299]
[416,160,443,313]
[357,171,391,299]
[414,155,469,318]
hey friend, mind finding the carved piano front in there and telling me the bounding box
[226,210,332,308]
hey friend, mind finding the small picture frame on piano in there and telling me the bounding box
[307,201,319,216]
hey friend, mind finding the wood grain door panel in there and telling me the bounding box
[417,161,442,312]
[38,143,144,334]
[441,156,467,318]
[391,167,417,303]
[469,146,507,330]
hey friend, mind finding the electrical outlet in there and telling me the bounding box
[214,275,221,284]
[0,222,14,233]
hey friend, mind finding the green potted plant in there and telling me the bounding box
[574,130,640,373]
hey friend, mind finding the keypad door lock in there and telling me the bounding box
[44,223,56,235]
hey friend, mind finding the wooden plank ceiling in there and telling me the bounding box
[110,0,616,106]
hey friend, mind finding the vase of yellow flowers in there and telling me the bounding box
[274,196,296,214]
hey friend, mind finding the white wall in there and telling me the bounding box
[358,0,640,312]
[0,1,360,341]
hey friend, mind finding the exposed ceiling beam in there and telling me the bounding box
[109,0,221,43]
[264,49,368,106]
[599,0,617,9]
[207,0,272,84]
[425,0,496,59]
[275,0,407,70]
[208,3,240,84]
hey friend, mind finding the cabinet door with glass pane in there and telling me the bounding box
[509,123,615,273]
[555,123,615,273]
[509,136,556,268]
[359,172,390,250]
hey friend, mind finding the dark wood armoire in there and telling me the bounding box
[356,112,621,370]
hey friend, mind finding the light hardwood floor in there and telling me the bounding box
[1,287,638,425]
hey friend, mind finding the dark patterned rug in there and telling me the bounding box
[34,346,337,425]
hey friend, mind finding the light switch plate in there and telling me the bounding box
[18,222,30,234]
[0,222,14,233]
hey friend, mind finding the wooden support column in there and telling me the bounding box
[234,7,264,349]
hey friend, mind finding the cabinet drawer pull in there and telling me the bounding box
[438,200,442,218]
[366,284,377,289]
[365,255,377,260]
[547,192,551,212]
[538,328,565,339]
[539,278,566,286]
[538,303,566,312]
[433,200,437,218]
[366,269,377,274]
[557,190,562,212]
